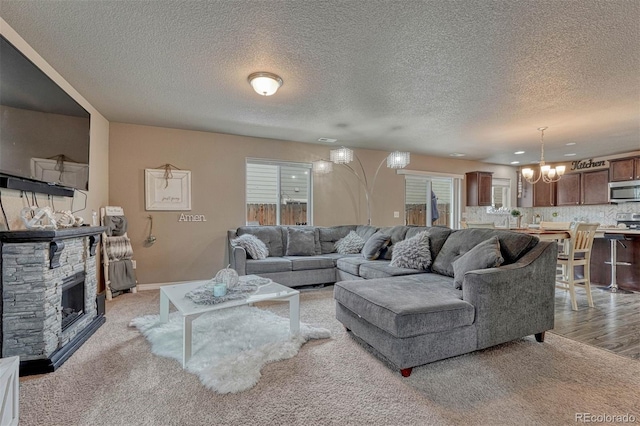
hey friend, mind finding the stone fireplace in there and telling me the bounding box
[0,226,106,376]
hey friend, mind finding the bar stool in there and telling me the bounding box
[602,233,632,293]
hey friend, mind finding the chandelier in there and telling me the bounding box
[313,147,410,225]
[521,127,565,184]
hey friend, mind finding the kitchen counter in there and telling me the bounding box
[596,228,640,236]
[510,226,639,292]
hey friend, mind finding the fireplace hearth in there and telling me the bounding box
[0,227,106,376]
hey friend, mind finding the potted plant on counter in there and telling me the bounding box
[510,209,522,229]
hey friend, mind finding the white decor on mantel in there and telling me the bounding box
[129,307,330,394]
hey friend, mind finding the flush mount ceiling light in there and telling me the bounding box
[521,127,566,184]
[248,72,283,96]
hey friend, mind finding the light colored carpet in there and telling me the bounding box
[19,286,640,426]
[129,306,330,394]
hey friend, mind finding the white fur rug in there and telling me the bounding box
[129,305,330,394]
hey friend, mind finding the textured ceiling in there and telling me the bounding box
[1,0,639,165]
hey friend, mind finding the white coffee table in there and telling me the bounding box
[159,275,300,367]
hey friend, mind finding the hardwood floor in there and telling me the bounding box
[552,284,640,360]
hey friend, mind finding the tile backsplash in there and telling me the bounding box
[465,203,639,228]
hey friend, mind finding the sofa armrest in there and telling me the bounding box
[462,241,557,349]
[231,246,247,275]
[227,229,247,275]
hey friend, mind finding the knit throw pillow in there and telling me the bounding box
[334,231,366,254]
[390,231,431,270]
[231,234,269,260]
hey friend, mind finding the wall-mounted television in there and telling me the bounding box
[0,35,90,196]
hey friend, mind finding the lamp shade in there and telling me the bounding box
[312,160,333,174]
[330,147,354,164]
[387,151,410,169]
[248,72,283,96]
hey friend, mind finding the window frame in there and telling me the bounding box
[245,158,313,226]
[488,177,512,212]
[398,169,464,229]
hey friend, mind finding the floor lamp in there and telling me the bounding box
[313,147,410,225]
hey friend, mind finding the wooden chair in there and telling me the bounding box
[467,222,495,229]
[541,221,573,255]
[555,223,599,311]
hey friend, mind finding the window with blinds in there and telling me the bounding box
[246,159,312,225]
[491,178,511,209]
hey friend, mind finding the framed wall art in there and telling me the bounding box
[31,157,90,190]
[145,168,192,211]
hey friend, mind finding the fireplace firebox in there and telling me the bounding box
[61,272,85,330]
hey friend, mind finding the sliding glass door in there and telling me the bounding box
[404,174,461,228]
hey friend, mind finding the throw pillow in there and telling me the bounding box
[286,227,316,256]
[335,231,366,254]
[361,232,391,260]
[231,234,269,260]
[390,231,431,270]
[452,236,504,290]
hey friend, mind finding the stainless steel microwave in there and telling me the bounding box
[608,180,640,203]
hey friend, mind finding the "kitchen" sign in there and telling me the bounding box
[569,158,608,171]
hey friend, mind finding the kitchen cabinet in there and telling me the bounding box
[556,174,581,205]
[533,180,556,207]
[556,170,609,206]
[517,179,556,207]
[466,171,493,206]
[610,157,640,181]
[582,169,610,205]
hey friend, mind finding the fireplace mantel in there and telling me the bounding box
[0,226,106,243]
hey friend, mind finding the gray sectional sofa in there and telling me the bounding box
[228,224,379,287]
[228,224,557,376]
